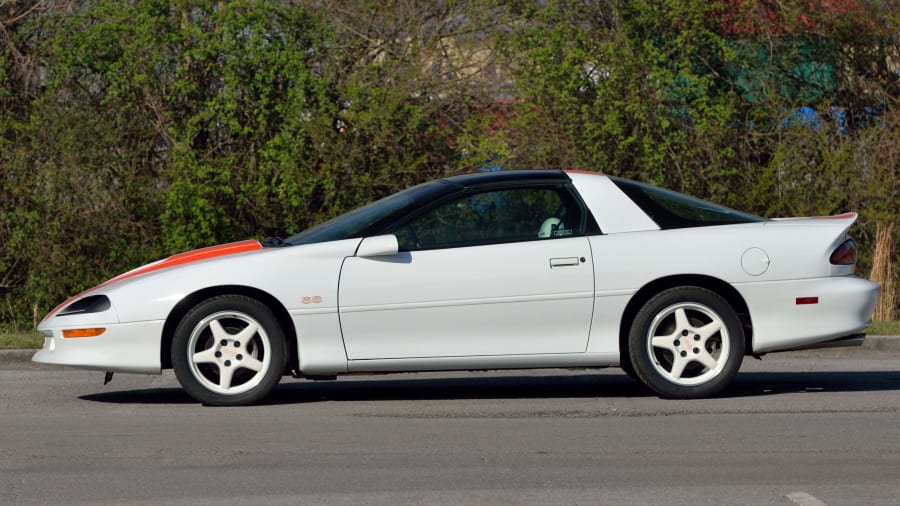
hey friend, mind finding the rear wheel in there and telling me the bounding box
[172,295,286,406]
[628,287,744,399]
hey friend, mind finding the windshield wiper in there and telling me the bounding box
[261,236,290,248]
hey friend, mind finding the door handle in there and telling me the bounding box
[549,257,580,268]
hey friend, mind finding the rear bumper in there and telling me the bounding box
[735,276,879,354]
[33,320,164,374]
[765,333,866,353]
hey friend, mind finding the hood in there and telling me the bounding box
[109,240,263,285]
[44,240,262,320]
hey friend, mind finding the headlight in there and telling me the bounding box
[57,295,111,316]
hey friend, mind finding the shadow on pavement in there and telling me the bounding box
[79,369,900,405]
[80,387,195,404]
[727,370,900,397]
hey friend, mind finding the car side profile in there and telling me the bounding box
[34,170,880,405]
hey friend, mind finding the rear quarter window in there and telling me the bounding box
[610,177,766,229]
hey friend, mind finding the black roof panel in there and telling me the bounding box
[441,170,569,188]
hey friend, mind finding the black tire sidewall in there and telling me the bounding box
[628,286,744,399]
[620,355,639,381]
[172,295,287,406]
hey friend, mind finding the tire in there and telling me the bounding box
[620,355,639,381]
[628,286,744,399]
[172,295,287,406]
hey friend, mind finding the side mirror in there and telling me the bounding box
[356,234,399,258]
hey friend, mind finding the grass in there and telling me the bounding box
[867,320,900,336]
[0,329,44,349]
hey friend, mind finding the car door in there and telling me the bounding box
[338,183,595,360]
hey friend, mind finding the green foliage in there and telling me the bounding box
[47,1,338,250]
[0,327,43,350]
[499,0,746,198]
[497,0,898,268]
[0,0,897,325]
[866,321,900,337]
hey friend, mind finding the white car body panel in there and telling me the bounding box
[33,320,163,373]
[34,170,880,390]
[38,239,361,374]
[347,352,620,373]
[339,237,594,359]
[578,216,875,355]
[735,276,878,353]
[567,172,660,233]
[107,238,360,323]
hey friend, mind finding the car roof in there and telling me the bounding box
[440,169,570,188]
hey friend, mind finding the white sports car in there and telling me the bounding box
[35,170,880,405]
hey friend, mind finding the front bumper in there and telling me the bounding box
[33,320,165,374]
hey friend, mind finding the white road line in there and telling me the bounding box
[786,491,828,506]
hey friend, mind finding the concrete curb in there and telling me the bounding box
[3,336,900,366]
[859,335,900,352]
[0,349,37,365]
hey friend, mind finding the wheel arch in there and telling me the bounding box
[161,285,298,372]
[618,275,754,366]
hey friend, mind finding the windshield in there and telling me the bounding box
[285,181,458,246]
[610,177,765,229]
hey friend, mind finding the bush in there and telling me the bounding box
[0,0,896,326]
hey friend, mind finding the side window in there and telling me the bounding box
[394,185,586,251]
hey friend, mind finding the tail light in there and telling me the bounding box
[830,238,857,265]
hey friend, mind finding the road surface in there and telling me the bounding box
[1,347,899,505]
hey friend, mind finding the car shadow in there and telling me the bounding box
[79,369,900,405]
[78,374,648,405]
[80,387,196,404]
[726,369,900,397]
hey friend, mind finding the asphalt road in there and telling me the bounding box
[2,347,900,505]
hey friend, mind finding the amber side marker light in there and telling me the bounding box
[62,328,106,338]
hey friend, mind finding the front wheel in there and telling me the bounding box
[172,295,287,406]
[628,287,744,399]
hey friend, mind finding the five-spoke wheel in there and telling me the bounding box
[629,287,744,398]
[172,295,286,406]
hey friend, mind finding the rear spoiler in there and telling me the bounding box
[770,212,858,226]
[766,213,859,245]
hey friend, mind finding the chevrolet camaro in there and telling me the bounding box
[35,170,880,405]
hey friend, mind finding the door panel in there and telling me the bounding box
[338,237,594,359]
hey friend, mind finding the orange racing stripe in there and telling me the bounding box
[43,240,262,321]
